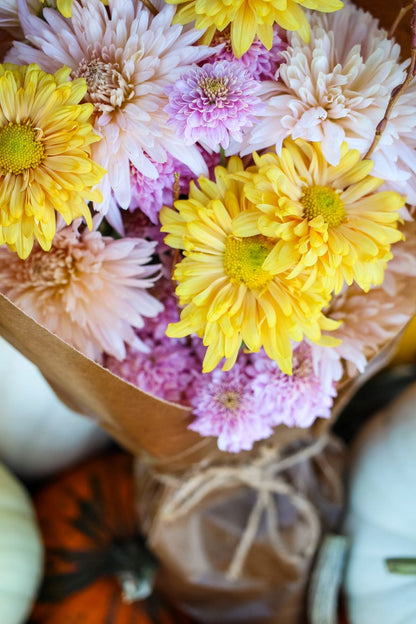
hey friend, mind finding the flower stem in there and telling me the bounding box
[139,0,158,16]
[389,2,413,39]
[365,1,416,159]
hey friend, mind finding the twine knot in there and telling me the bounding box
[146,434,340,580]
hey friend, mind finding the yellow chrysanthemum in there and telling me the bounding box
[40,0,108,18]
[56,0,73,17]
[0,63,106,259]
[237,139,405,295]
[167,0,344,57]
[160,157,339,374]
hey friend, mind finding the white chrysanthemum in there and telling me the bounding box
[239,2,416,203]
[9,0,211,214]
[0,218,164,362]
[0,0,39,36]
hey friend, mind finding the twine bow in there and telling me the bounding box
[146,434,340,580]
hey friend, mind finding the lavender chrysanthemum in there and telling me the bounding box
[107,342,195,405]
[211,26,287,80]
[249,344,337,429]
[129,147,221,225]
[129,155,193,224]
[8,0,212,213]
[165,60,263,150]
[187,356,276,453]
[187,343,337,452]
[122,210,167,252]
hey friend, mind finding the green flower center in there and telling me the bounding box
[223,234,274,290]
[0,122,45,175]
[301,185,345,227]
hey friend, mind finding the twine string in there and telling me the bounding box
[146,435,336,580]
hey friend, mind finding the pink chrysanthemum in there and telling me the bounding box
[121,211,176,279]
[0,219,163,362]
[106,280,198,404]
[187,342,337,452]
[248,343,337,429]
[165,60,263,150]
[106,342,195,405]
[187,355,276,453]
[211,25,287,80]
[129,155,194,224]
[239,3,416,203]
[122,210,165,245]
[128,146,222,225]
[9,0,212,212]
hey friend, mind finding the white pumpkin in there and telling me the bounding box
[0,337,109,479]
[0,461,44,624]
[343,381,416,624]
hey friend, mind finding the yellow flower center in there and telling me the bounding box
[223,234,274,290]
[199,76,229,104]
[301,185,345,227]
[0,122,45,175]
[219,390,240,411]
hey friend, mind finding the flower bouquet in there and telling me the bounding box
[1,0,416,621]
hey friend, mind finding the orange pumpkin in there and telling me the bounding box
[28,451,194,624]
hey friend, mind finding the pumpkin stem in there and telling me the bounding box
[386,558,416,575]
[119,571,154,603]
[108,538,158,603]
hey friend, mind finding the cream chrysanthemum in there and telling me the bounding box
[0,218,163,362]
[239,139,404,295]
[167,0,343,57]
[240,2,416,203]
[8,0,212,217]
[0,63,105,259]
[160,157,339,374]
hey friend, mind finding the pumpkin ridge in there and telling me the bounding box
[29,453,195,624]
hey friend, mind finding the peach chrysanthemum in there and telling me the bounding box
[167,0,343,58]
[309,220,416,378]
[160,156,339,375]
[9,0,212,214]
[0,63,105,259]
[0,219,163,362]
[238,139,405,295]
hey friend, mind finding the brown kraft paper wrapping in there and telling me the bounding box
[0,289,399,468]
